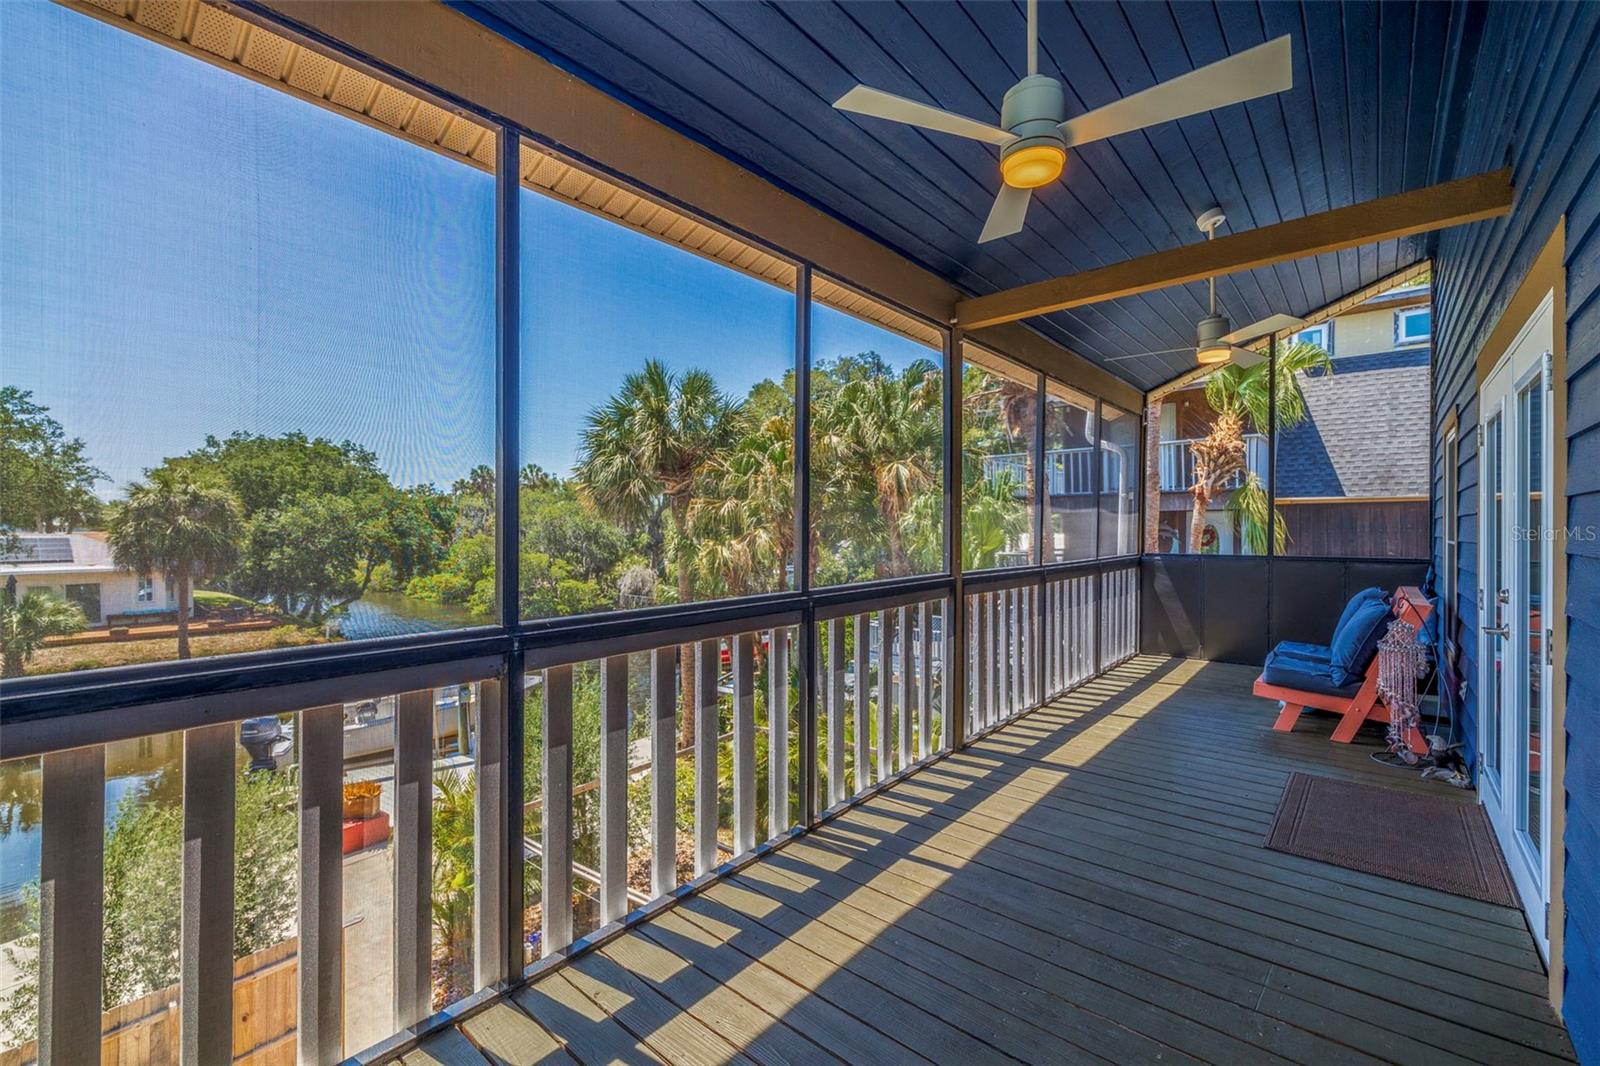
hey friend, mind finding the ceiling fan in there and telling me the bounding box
[1107,207,1307,370]
[832,0,1293,243]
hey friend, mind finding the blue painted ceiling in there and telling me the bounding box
[459,1,1471,390]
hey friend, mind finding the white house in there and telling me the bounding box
[0,533,171,627]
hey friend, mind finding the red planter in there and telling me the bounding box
[341,811,390,854]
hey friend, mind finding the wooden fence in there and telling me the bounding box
[0,938,297,1066]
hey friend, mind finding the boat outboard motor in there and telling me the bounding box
[240,716,287,772]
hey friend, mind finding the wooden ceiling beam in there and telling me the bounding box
[954,169,1513,330]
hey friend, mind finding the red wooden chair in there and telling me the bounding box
[1254,586,1431,754]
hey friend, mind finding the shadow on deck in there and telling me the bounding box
[404,656,1575,1066]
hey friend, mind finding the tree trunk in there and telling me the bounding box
[2,652,22,679]
[669,492,696,748]
[176,569,192,660]
[1188,485,1212,554]
[1144,400,1163,551]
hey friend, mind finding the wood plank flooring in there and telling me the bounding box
[404,657,1576,1066]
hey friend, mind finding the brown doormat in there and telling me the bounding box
[1265,772,1518,906]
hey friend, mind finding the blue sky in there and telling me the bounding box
[1,1,936,498]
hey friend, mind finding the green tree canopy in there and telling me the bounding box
[0,387,104,542]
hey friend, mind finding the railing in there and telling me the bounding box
[981,446,1124,497]
[1158,433,1268,492]
[0,564,1137,1064]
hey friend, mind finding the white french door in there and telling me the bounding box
[1477,294,1555,956]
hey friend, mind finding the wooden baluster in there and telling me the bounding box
[769,628,790,836]
[298,707,343,1064]
[827,618,846,806]
[876,609,893,780]
[540,669,574,957]
[475,679,508,984]
[650,647,677,898]
[853,613,870,792]
[598,659,629,926]
[394,689,435,1022]
[918,600,933,761]
[38,744,105,1066]
[896,606,912,771]
[733,633,756,856]
[693,639,719,877]
[181,722,236,1064]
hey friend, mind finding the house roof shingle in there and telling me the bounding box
[1274,349,1431,499]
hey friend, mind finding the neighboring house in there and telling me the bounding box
[0,532,171,626]
[1157,283,1432,557]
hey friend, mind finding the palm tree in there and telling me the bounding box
[956,470,1029,570]
[966,368,1040,496]
[1,590,85,678]
[816,360,941,577]
[576,360,744,742]
[1187,340,1330,552]
[108,469,243,660]
[691,410,793,596]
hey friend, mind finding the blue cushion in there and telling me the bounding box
[1333,587,1388,641]
[1273,640,1333,662]
[1329,598,1393,686]
[1261,649,1363,697]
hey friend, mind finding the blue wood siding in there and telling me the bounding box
[1429,2,1600,1052]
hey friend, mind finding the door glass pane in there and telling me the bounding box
[1484,412,1504,778]
[1518,380,1543,850]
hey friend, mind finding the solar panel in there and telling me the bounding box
[0,536,74,564]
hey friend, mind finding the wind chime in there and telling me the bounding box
[1377,618,1430,763]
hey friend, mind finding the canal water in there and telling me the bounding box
[334,590,479,641]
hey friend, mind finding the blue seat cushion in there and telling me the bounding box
[1329,598,1393,686]
[1273,640,1333,662]
[1333,587,1389,639]
[1261,649,1363,698]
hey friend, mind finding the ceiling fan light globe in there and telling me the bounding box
[1001,144,1065,188]
[1195,342,1233,366]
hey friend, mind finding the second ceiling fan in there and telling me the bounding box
[833,0,1294,243]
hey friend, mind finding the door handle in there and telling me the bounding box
[1482,625,1509,638]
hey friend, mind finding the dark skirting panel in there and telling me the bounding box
[1201,557,1270,665]
[1141,555,1429,668]
[1139,555,1203,659]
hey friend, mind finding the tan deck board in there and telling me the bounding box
[415,657,1575,1066]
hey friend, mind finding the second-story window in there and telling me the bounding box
[1395,305,1432,346]
[1292,322,1333,356]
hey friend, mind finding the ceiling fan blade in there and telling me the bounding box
[1058,36,1292,148]
[979,184,1032,243]
[834,85,1016,146]
[1221,312,1307,344]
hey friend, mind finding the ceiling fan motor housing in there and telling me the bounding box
[1195,312,1232,348]
[999,74,1067,162]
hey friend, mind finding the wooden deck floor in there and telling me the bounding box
[407,657,1576,1066]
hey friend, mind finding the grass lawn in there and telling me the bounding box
[27,625,335,675]
[192,589,257,611]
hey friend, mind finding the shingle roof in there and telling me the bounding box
[1275,349,1431,498]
